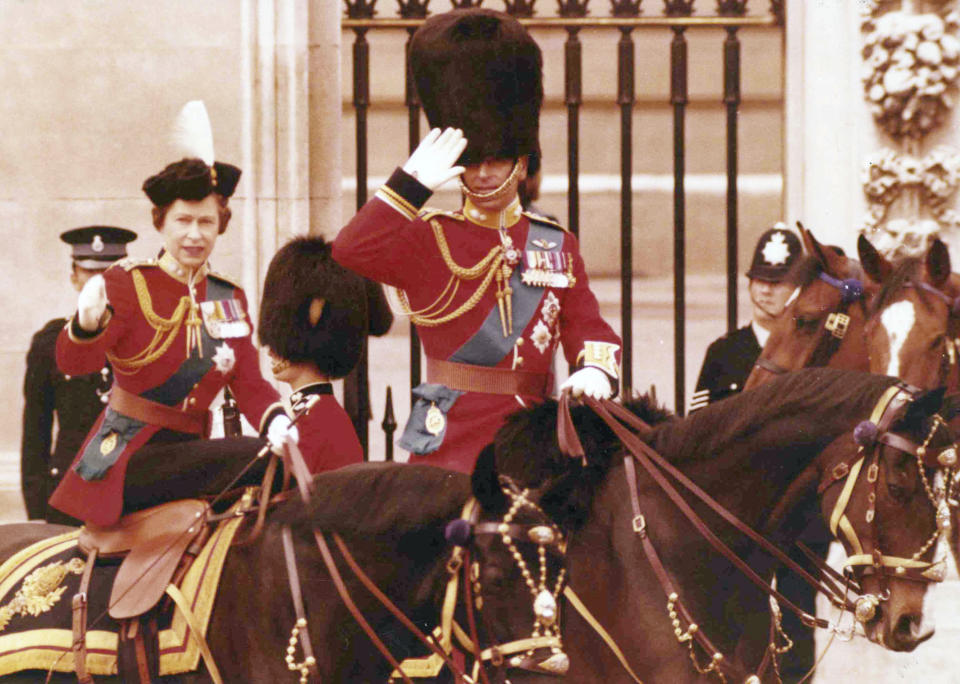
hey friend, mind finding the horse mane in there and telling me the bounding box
[491,369,900,528]
[648,368,895,463]
[273,462,471,536]
[869,257,930,316]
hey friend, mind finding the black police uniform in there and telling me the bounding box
[690,325,761,411]
[20,225,136,524]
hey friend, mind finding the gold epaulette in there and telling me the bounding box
[419,206,464,222]
[116,257,159,272]
[522,210,568,233]
[207,270,243,290]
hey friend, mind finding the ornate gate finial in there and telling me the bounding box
[611,0,643,17]
[504,0,537,16]
[663,0,695,17]
[716,0,747,16]
[344,0,378,19]
[557,0,590,18]
[397,0,429,18]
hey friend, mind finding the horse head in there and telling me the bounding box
[860,234,960,392]
[744,224,873,391]
[464,444,571,680]
[816,383,956,651]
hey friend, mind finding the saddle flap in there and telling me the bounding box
[79,499,209,620]
[79,499,209,556]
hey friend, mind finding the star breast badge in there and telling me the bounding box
[761,231,791,266]
[212,343,236,374]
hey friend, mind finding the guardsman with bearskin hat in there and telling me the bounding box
[259,235,393,474]
[48,101,292,526]
[691,223,802,412]
[21,226,137,524]
[333,8,622,473]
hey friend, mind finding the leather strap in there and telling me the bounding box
[562,586,644,684]
[427,357,550,396]
[109,385,209,435]
[71,548,97,684]
[166,584,224,684]
[280,526,318,682]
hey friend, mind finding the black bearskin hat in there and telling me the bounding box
[142,158,242,207]
[258,236,368,379]
[410,8,543,165]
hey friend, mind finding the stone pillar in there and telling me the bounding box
[785,0,960,258]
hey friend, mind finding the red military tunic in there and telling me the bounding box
[333,168,621,472]
[50,252,283,525]
[288,382,363,474]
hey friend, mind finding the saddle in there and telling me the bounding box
[74,499,211,683]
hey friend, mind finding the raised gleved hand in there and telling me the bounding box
[401,127,468,191]
[560,367,614,400]
[77,274,109,332]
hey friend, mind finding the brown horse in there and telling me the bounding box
[744,225,873,391]
[0,463,567,683]
[477,368,953,683]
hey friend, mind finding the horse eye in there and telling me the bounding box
[887,482,910,503]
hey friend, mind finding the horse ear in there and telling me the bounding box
[925,238,951,289]
[471,444,508,514]
[858,233,892,284]
[801,223,843,277]
[899,387,947,431]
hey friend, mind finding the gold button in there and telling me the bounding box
[188,397,197,406]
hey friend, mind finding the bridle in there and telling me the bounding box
[816,383,957,624]
[752,270,866,378]
[554,386,955,682]
[278,450,570,684]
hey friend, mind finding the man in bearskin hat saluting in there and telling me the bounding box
[333,9,621,473]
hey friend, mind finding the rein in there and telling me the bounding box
[555,386,954,682]
[276,435,569,683]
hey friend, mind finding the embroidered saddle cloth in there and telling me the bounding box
[0,507,243,677]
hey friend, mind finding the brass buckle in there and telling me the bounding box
[825,312,850,339]
[831,462,850,481]
[632,514,646,535]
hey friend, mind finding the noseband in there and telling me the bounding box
[818,383,957,624]
[753,271,866,377]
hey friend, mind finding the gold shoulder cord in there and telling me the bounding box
[106,269,199,374]
[394,218,506,328]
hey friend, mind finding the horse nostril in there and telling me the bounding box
[891,614,934,651]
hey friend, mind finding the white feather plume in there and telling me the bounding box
[171,100,215,166]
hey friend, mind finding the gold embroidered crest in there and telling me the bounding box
[0,558,85,633]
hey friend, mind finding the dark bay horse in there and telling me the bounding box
[0,463,566,683]
[476,368,953,683]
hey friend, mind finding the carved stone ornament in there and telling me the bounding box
[860,1,960,257]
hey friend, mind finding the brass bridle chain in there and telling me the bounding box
[666,592,727,682]
[912,416,958,561]
[488,481,567,668]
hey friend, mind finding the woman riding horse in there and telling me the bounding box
[47,102,292,527]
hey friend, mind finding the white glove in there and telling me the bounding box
[402,127,467,191]
[560,367,614,400]
[77,274,109,332]
[266,414,300,457]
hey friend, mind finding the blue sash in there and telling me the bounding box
[400,220,564,454]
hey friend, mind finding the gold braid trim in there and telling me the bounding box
[106,269,194,374]
[393,220,506,327]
